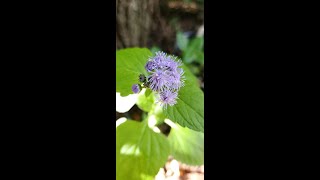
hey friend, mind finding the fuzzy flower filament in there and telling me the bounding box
[144,51,185,107]
[131,51,185,107]
[158,90,178,109]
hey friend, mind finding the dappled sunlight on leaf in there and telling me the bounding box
[165,119,204,165]
[136,88,155,112]
[147,115,157,128]
[120,144,141,156]
[116,120,170,180]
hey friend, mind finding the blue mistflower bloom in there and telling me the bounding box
[163,55,182,71]
[131,51,185,107]
[148,69,169,92]
[166,68,185,90]
[146,52,185,91]
[145,61,156,72]
[158,90,178,108]
[145,51,185,107]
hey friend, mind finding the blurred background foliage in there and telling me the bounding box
[116,0,204,179]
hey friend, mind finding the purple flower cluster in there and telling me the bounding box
[131,51,185,108]
[145,51,185,108]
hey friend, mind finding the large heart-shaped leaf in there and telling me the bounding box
[163,66,204,132]
[116,119,170,180]
[116,48,152,96]
[166,120,204,165]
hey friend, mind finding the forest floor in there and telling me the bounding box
[155,157,204,180]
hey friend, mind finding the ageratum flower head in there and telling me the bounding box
[145,51,185,108]
[132,51,185,108]
[158,90,178,108]
[146,51,185,91]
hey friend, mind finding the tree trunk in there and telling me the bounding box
[116,0,158,49]
[116,0,175,51]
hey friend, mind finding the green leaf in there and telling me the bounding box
[145,88,152,97]
[116,48,152,96]
[166,120,204,165]
[176,31,189,51]
[136,88,155,112]
[163,66,204,132]
[148,104,166,125]
[189,37,204,51]
[116,120,170,180]
[183,37,204,64]
[181,64,199,87]
[195,51,204,64]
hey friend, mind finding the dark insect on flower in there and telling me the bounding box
[139,74,146,83]
[131,84,140,94]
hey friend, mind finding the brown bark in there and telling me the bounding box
[116,0,159,49]
[116,0,176,52]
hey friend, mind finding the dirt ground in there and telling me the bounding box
[155,157,204,180]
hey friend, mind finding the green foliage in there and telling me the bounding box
[116,46,204,179]
[116,48,152,96]
[176,31,189,51]
[163,65,204,132]
[116,119,170,180]
[136,88,155,112]
[176,31,204,65]
[116,47,203,132]
[163,82,204,132]
[149,103,166,126]
[183,37,204,64]
[166,120,204,165]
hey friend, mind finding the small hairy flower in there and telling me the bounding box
[132,51,185,108]
[132,84,140,94]
[148,69,169,92]
[145,51,185,92]
[166,68,185,90]
[145,61,156,72]
[158,90,178,108]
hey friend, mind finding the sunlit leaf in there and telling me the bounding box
[116,48,152,96]
[116,120,170,180]
[166,119,204,165]
[163,65,204,132]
